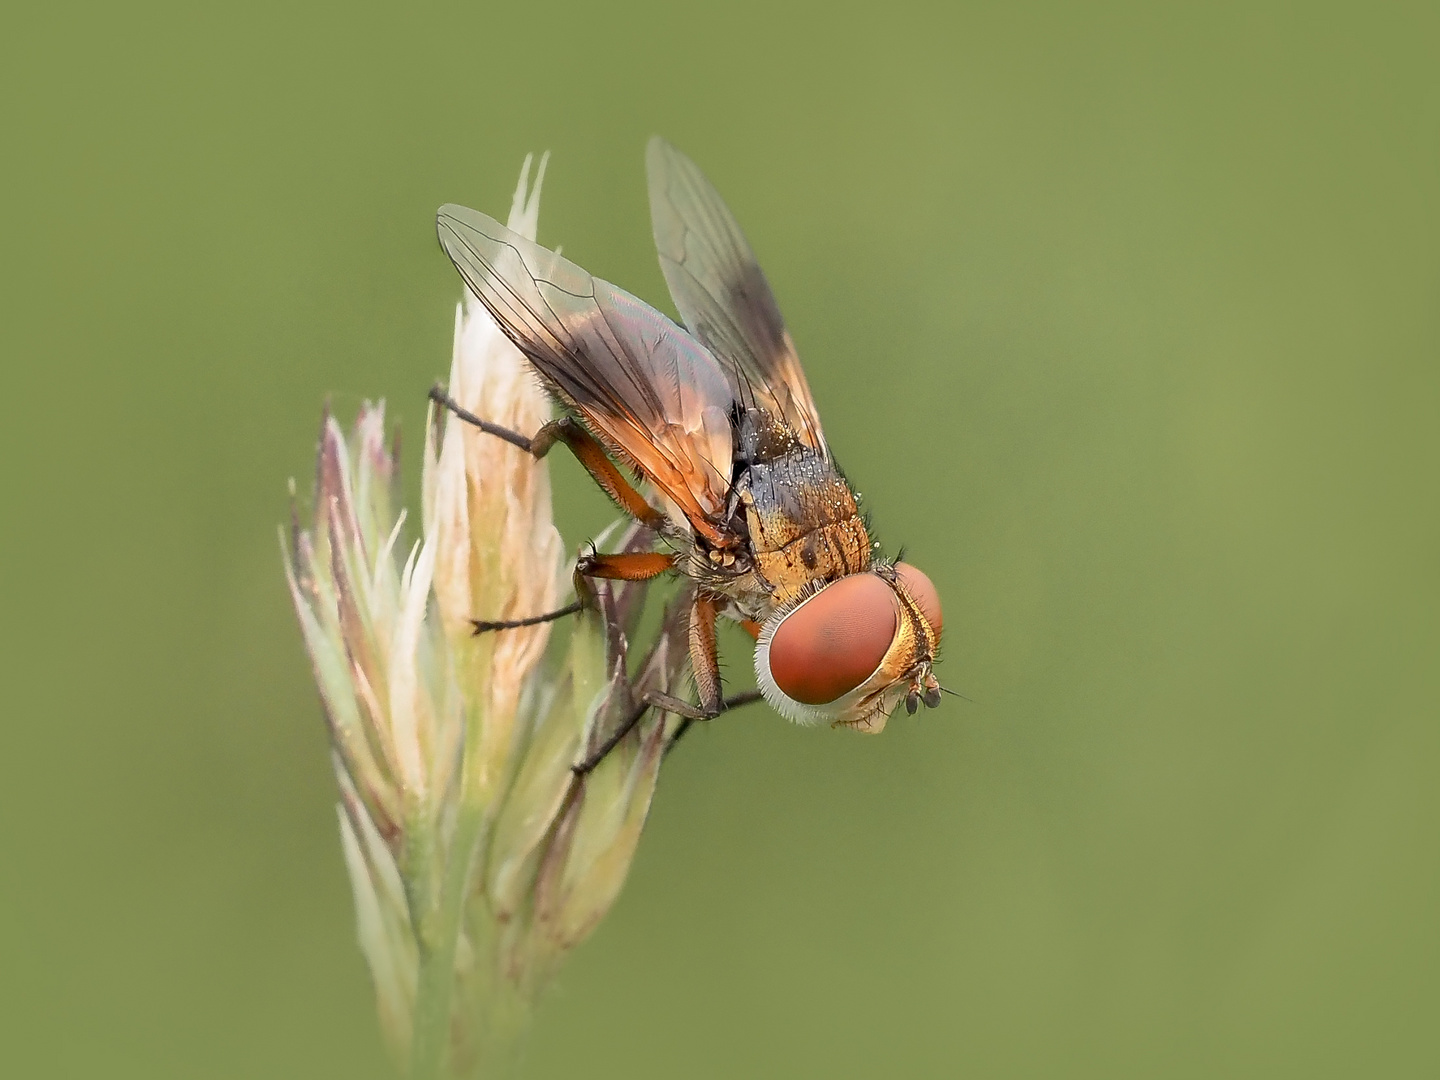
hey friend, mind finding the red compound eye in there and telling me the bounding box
[895,562,943,642]
[767,575,900,705]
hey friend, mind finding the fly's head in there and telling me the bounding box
[753,562,943,734]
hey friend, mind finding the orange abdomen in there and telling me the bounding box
[741,451,871,606]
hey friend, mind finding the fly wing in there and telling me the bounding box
[646,137,827,457]
[436,204,737,539]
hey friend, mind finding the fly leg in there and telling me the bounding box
[570,594,750,775]
[685,591,724,717]
[430,385,666,529]
[615,589,727,719]
[469,550,676,634]
[431,384,673,631]
[470,601,585,632]
[572,689,765,776]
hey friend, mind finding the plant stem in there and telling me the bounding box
[409,804,485,1080]
[411,627,535,1080]
[463,976,530,1080]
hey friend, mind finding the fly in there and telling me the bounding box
[431,137,943,771]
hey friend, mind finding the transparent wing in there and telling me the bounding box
[646,136,827,456]
[436,204,737,538]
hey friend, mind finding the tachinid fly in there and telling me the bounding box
[432,137,943,767]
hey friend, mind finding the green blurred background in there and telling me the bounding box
[3,1,1437,1076]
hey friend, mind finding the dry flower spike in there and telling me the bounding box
[283,157,695,1080]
